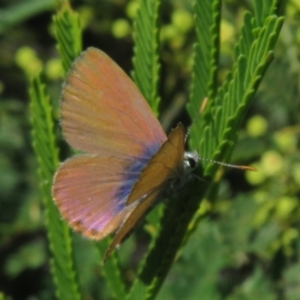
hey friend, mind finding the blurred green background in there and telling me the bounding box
[0,0,300,299]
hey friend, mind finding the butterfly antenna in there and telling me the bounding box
[200,157,257,171]
[185,98,257,172]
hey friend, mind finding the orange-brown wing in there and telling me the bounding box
[103,123,186,261]
[61,47,167,160]
[126,123,186,205]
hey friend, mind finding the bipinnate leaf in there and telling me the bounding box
[131,0,162,115]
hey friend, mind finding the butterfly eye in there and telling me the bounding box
[183,152,199,170]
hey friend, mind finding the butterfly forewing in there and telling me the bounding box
[61,47,167,159]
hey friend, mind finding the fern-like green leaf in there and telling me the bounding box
[205,14,284,175]
[187,0,221,162]
[187,0,221,120]
[95,240,127,300]
[29,75,82,300]
[53,3,82,74]
[253,0,283,27]
[189,2,284,174]
[131,0,161,115]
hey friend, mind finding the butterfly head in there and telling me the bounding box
[183,151,199,171]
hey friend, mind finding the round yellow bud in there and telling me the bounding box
[246,115,268,137]
[261,150,283,176]
[45,58,63,80]
[171,9,193,33]
[112,19,131,39]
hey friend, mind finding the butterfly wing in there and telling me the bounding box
[126,123,186,205]
[53,155,140,239]
[53,48,168,241]
[61,47,167,160]
[104,123,186,260]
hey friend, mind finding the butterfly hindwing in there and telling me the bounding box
[53,155,141,239]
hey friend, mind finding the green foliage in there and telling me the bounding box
[187,0,221,120]
[2,0,300,299]
[0,0,55,34]
[189,2,284,175]
[131,0,161,115]
[53,3,82,74]
[96,240,127,299]
[29,75,81,300]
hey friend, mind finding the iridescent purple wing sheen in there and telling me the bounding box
[61,47,167,160]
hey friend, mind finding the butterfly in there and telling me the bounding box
[52,47,198,261]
